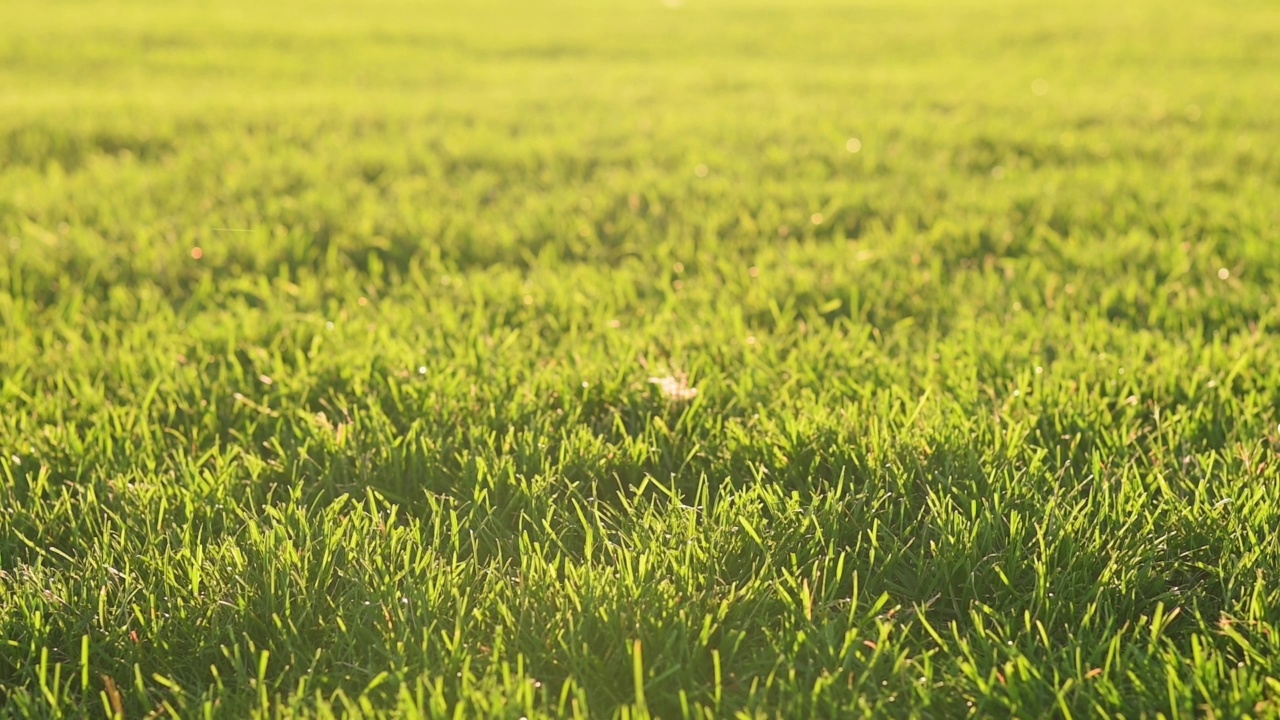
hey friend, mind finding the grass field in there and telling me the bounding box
[3,0,1280,716]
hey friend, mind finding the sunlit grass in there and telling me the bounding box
[3,0,1280,716]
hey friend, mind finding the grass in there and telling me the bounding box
[3,0,1280,716]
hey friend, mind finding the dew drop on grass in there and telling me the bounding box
[810,213,824,225]
[845,137,862,153]
[694,164,709,177]
[418,366,427,375]
[1218,267,1230,280]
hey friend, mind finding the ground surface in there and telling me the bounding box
[3,0,1280,717]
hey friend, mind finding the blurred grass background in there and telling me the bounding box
[3,0,1280,717]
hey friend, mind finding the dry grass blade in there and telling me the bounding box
[648,375,699,402]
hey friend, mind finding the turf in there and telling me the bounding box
[3,0,1280,716]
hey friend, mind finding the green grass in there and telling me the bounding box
[3,0,1280,716]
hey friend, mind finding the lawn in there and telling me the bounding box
[3,0,1280,716]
